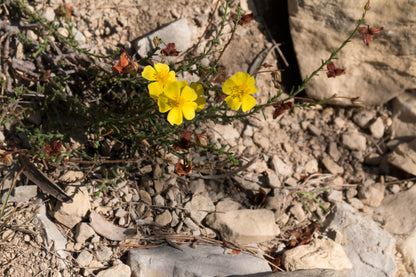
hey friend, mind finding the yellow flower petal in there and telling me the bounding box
[148,82,163,99]
[222,78,236,95]
[182,102,197,120]
[154,63,170,73]
[232,72,249,85]
[165,81,181,100]
[241,94,257,112]
[225,95,241,111]
[246,76,257,94]
[196,97,206,112]
[167,107,183,125]
[181,86,197,101]
[190,83,204,96]
[158,95,171,113]
[190,83,205,111]
[142,65,157,81]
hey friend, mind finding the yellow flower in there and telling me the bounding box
[142,63,177,99]
[190,82,206,112]
[158,81,198,125]
[222,72,257,112]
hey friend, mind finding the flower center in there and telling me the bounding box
[234,84,249,98]
[172,95,186,108]
[155,70,171,86]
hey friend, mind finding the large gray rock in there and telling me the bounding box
[288,0,416,106]
[127,244,271,277]
[36,204,68,260]
[242,269,351,277]
[325,202,397,277]
[375,185,416,236]
[206,209,280,245]
[374,186,416,274]
[133,18,191,60]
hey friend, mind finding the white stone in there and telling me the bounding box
[321,154,344,175]
[1,185,37,203]
[52,186,90,228]
[327,190,343,203]
[290,203,306,222]
[76,250,92,267]
[42,7,56,22]
[358,183,385,208]
[96,246,113,262]
[215,198,241,213]
[353,110,375,128]
[283,238,352,271]
[36,204,68,260]
[134,18,191,63]
[342,132,366,151]
[59,171,84,182]
[266,169,282,188]
[96,263,131,277]
[304,159,319,174]
[89,211,137,241]
[206,209,280,245]
[369,118,385,139]
[127,245,271,277]
[271,155,293,177]
[155,210,172,226]
[184,194,215,224]
[387,138,416,175]
[75,222,96,244]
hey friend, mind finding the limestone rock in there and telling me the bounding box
[369,117,385,139]
[206,209,280,245]
[96,263,131,277]
[358,183,385,208]
[133,18,192,62]
[89,211,137,241]
[1,185,37,203]
[391,91,416,139]
[52,186,90,228]
[322,153,344,175]
[375,186,416,274]
[374,185,416,236]
[289,1,416,106]
[396,229,416,274]
[386,138,416,175]
[215,198,241,213]
[75,222,96,244]
[184,194,215,224]
[341,132,366,151]
[283,238,352,271]
[325,202,397,277]
[155,210,172,226]
[254,269,351,277]
[36,204,68,260]
[271,155,293,177]
[76,250,92,267]
[128,245,271,277]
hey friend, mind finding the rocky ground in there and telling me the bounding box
[1,0,416,277]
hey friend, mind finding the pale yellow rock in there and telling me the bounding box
[283,238,353,271]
